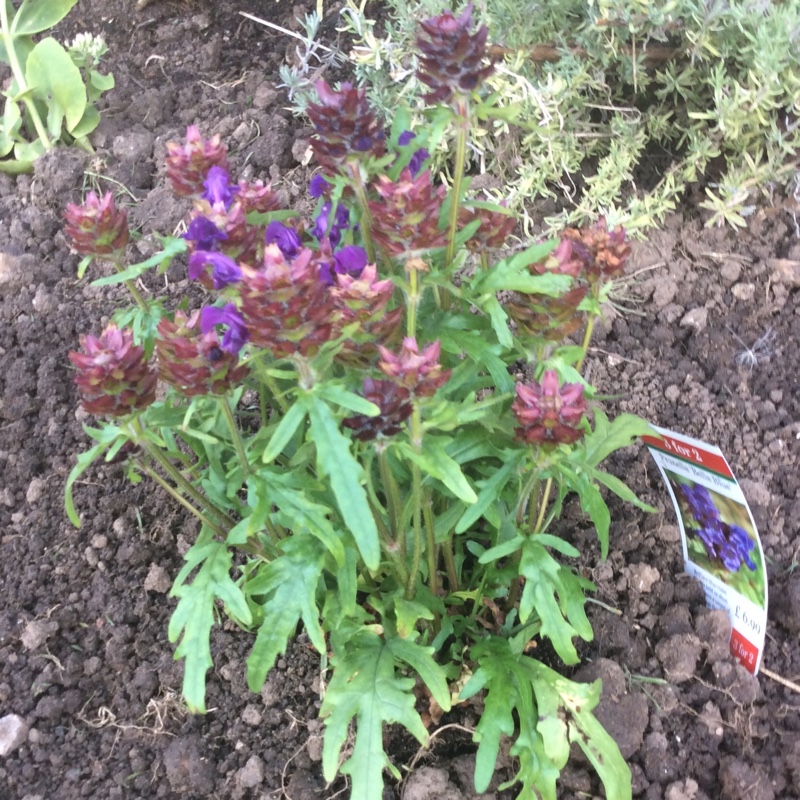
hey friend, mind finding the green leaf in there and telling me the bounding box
[591,467,657,513]
[575,475,611,558]
[456,452,521,533]
[0,97,21,157]
[387,636,451,712]
[68,104,99,138]
[398,437,478,505]
[579,409,653,467]
[478,534,524,564]
[169,537,251,712]
[89,69,114,92]
[317,383,380,416]
[26,37,86,135]
[245,536,327,692]
[321,629,429,799]
[90,235,187,287]
[261,401,306,463]
[304,395,380,570]
[12,0,79,34]
[268,476,346,567]
[518,540,592,664]
[65,441,109,526]
[480,293,513,348]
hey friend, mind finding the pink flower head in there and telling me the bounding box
[165,125,229,197]
[69,324,156,417]
[378,337,451,397]
[512,370,587,446]
[64,191,129,258]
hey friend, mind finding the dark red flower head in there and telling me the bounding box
[378,337,451,397]
[342,379,413,442]
[512,370,587,446]
[416,3,495,104]
[64,191,129,258]
[306,80,386,172]
[69,324,156,417]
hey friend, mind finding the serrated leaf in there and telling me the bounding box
[245,536,327,692]
[579,409,653,467]
[168,538,251,712]
[398,437,477,505]
[321,629,429,800]
[591,466,657,513]
[387,636,451,713]
[305,395,380,570]
[478,534,524,564]
[12,0,78,34]
[518,540,592,664]
[26,38,85,134]
[261,401,306,463]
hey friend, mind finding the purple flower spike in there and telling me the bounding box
[189,251,243,289]
[398,130,416,146]
[183,215,228,251]
[309,174,331,198]
[201,165,237,210]
[201,303,249,355]
[265,221,302,260]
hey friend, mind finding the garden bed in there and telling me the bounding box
[0,1,798,798]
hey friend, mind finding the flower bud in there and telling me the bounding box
[306,80,386,172]
[69,324,156,417]
[416,4,494,104]
[342,379,413,441]
[165,126,229,197]
[378,337,451,397]
[369,169,447,257]
[512,370,586,446]
[64,191,129,258]
[562,218,632,282]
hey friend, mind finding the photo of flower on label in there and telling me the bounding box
[666,473,766,609]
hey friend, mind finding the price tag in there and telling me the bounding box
[644,427,768,674]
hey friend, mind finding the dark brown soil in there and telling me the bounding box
[1,2,799,799]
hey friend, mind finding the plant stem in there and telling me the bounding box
[443,532,459,592]
[516,470,539,527]
[218,397,250,479]
[0,5,52,152]
[406,262,419,339]
[532,478,553,534]
[348,161,376,265]
[406,463,424,600]
[131,418,235,530]
[577,283,602,373]
[112,260,148,312]
[137,459,228,539]
[253,357,288,413]
[445,99,469,277]
[378,448,402,547]
[422,490,439,598]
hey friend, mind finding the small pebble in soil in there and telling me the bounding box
[0,714,28,757]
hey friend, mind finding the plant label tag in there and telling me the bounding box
[643,427,767,674]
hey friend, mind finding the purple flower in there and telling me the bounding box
[719,542,743,572]
[183,215,228,251]
[309,174,331,198]
[319,245,368,286]
[201,165,237,209]
[408,148,430,177]
[200,303,249,355]
[312,202,350,247]
[265,221,301,260]
[188,251,243,289]
[398,130,416,147]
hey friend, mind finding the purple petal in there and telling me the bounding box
[183,215,228,251]
[201,165,237,209]
[334,245,367,278]
[398,130,416,146]
[408,148,430,177]
[265,221,301,259]
[201,303,248,355]
[309,174,331,198]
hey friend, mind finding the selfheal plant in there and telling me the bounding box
[64,12,657,800]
